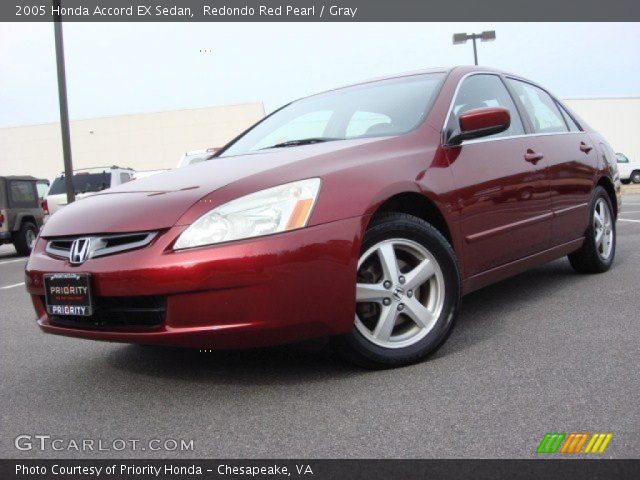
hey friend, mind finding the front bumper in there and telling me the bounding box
[25,217,364,349]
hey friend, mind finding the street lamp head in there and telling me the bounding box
[452,33,469,44]
[452,30,496,66]
[480,30,496,42]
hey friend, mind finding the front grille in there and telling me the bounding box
[45,231,157,261]
[45,295,166,330]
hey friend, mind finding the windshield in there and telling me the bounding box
[220,73,445,157]
[48,172,112,195]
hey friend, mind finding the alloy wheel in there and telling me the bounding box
[593,198,613,260]
[26,229,37,250]
[355,238,445,349]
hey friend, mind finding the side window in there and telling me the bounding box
[557,103,580,132]
[119,173,132,184]
[36,182,49,200]
[447,74,524,141]
[616,153,629,163]
[345,111,392,138]
[507,79,568,134]
[9,181,37,207]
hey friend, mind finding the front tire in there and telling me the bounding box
[13,221,38,256]
[568,186,615,273]
[631,171,640,184]
[334,213,461,369]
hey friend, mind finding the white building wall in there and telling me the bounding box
[1,97,638,183]
[0,102,265,181]
[564,97,640,162]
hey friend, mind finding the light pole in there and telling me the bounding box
[53,0,75,204]
[452,31,496,66]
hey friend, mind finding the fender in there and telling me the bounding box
[12,213,37,232]
[358,181,464,272]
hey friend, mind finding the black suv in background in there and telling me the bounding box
[0,176,49,256]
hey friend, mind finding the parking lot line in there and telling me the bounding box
[0,282,25,290]
[619,218,640,223]
[0,258,27,265]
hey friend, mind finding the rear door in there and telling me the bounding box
[506,78,597,246]
[443,73,551,277]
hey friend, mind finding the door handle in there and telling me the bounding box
[524,149,544,164]
[580,142,593,153]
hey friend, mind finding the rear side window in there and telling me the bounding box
[36,182,49,200]
[507,79,568,134]
[9,181,37,208]
[120,173,132,184]
[48,172,112,195]
[557,104,580,132]
[447,74,524,141]
[616,153,629,163]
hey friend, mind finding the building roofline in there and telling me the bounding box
[1,101,265,130]
[563,95,640,100]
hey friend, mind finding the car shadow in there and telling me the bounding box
[106,257,596,381]
[431,258,586,359]
[107,338,367,384]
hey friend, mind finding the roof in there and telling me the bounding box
[55,166,135,176]
[1,175,48,182]
[302,65,507,100]
[563,95,640,101]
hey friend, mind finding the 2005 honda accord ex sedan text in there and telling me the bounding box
[25,66,621,368]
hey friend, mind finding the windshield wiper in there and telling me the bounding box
[260,137,341,150]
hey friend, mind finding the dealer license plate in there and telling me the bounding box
[44,273,93,317]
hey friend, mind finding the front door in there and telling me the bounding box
[443,73,551,277]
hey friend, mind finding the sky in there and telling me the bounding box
[1,22,639,128]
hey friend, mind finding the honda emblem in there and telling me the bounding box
[69,238,91,265]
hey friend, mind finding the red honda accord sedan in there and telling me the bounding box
[25,66,620,367]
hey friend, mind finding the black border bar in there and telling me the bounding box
[3,459,640,480]
[3,0,640,22]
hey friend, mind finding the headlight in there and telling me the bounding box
[174,178,321,250]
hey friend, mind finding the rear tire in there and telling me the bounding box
[334,213,461,369]
[631,171,640,184]
[13,222,38,256]
[568,186,615,273]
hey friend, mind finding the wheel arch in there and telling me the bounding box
[368,191,454,247]
[596,175,618,219]
[12,214,37,232]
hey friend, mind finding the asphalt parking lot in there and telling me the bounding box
[1,193,638,459]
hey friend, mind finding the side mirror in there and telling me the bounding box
[448,107,511,145]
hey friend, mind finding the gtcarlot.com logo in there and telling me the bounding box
[15,435,194,452]
[537,432,612,454]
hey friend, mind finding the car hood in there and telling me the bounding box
[40,138,381,237]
